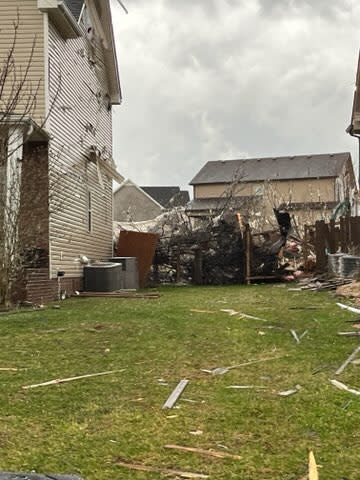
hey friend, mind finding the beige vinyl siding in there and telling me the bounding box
[0,1,45,122]
[194,178,337,204]
[48,22,113,278]
[114,185,163,222]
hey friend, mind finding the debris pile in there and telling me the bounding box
[151,212,245,285]
[336,281,360,298]
[297,276,353,291]
[114,206,319,285]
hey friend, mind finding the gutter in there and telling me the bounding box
[58,1,83,35]
[38,0,82,38]
[346,124,360,189]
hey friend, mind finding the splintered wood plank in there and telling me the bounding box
[335,345,360,375]
[337,302,360,315]
[163,379,189,409]
[337,332,360,337]
[116,460,209,478]
[164,444,242,460]
[22,370,124,390]
[330,379,360,396]
[309,451,319,480]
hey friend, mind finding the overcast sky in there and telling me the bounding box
[111,0,360,192]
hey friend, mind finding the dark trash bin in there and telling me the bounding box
[0,474,83,480]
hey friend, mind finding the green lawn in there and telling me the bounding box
[0,285,359,479]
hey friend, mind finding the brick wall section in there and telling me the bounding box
[20,142,49,257]
[25,269,83,304]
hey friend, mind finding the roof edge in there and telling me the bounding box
[114,179,165,209]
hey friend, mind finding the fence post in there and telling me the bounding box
[315,220,327,272]
[329,219,336,253]
[244,224,252,284]
[193,248,203,285]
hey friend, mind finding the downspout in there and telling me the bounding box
[346,125,360,216]
[346,125,360,188]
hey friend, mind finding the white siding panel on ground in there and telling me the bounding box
[48,22,113,278]
[0,1,45,122]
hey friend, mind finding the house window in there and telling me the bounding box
[335,178,344,202]
[87,190,93,232]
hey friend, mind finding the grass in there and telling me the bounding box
[0,284,359,479]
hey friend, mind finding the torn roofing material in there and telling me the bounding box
[141,186,190,208]
[189,153,352,185]
[63,0,84,21]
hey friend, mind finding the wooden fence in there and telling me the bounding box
[314,216,360,271]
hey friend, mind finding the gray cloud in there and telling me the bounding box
[112,0,360,190]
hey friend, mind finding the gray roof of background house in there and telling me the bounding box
[190,153,352,185]
[141,186,190,208]
[64,0,84,21]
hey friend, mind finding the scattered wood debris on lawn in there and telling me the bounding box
[290,330,308,343]
[190,309,216,314]
[115,459,209,478]
[290,330,300,344]
[164,444,242,460]
[336,281,360,299]
[335,345,360,375]
[337,331,360,337]
[220,309,267,322]
[163,379,189,409]
[201,355,284,375]
[226,385,266,390]
[299,277,352,292]
[336,302,360,315]
[288,305,321,310]
[330,379,360,396]
[309,450,319,480]
[0,367,22,372]
[22,370,124,390]
[277,384,301,397]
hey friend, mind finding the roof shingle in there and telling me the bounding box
[141,186,190,208]
[190,153,351,185]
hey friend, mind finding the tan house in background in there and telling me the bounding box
[187,153,356,230]
[0,0,123,303]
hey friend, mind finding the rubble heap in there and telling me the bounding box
[151,213,245,285]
